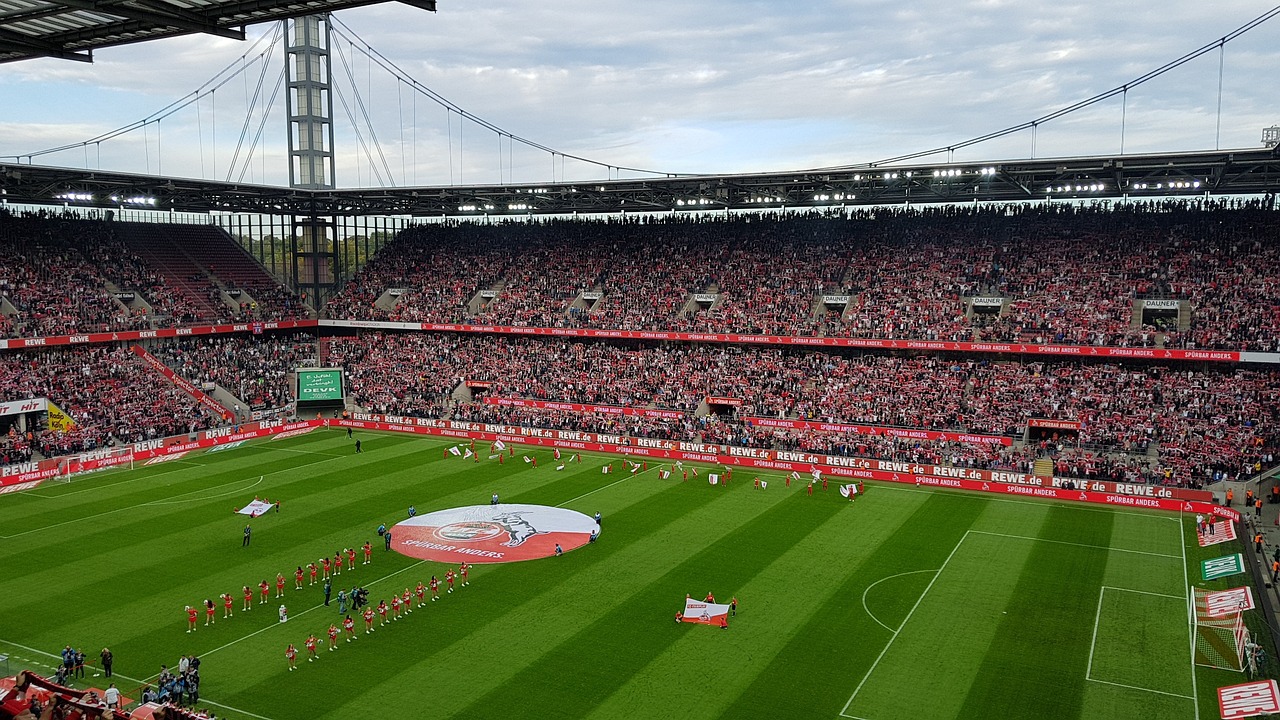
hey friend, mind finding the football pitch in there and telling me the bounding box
[0,429,1252,719]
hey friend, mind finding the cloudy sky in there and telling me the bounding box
[0,0,1276,188]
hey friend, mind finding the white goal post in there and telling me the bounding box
[1193,588,1249,672]
[54,447,134,481]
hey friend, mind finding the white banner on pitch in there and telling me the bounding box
[237,499,273,516]
[681,597,730,627]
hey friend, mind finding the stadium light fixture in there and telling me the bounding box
[55,191,93,202]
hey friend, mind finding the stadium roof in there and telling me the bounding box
[1,145,1278,217]
[0,0,435,63]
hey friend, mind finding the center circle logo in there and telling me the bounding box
[434,521,505,542]
[391,504,599,564]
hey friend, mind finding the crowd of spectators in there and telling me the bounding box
[149,333,317,411]
[1,426,33,465]
[0,210,308,337]
[324,200,1280,351]
[0,345,219,455]
[329,332,1279,487]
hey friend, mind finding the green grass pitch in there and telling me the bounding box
[0,429,1256,719]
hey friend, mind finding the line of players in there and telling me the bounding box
[184,542,376,632]
[283,564,472,670]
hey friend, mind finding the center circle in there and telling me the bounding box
[390,504,598,563]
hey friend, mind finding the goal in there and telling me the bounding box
[1193,588,1249,671]
[55,448,134,481]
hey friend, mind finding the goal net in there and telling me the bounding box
[55,448,133,481]
[1193,588,1249,671]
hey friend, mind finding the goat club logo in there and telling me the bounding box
[391,504,597,563]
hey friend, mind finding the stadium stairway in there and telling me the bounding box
[1033,457,1055,479]
[115,223,227,321]
[176,225,294,301]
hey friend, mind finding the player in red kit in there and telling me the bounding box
[285,643,297,671]
[275,573,285,598]
[415,582,426,608]
[204,599,215,626]
[430,575,440,601]
[305,634,318,662]
[402,588,412,614]
[346,548,356,570]
[186,606,198,633]
[460,562,470,587]
[343,615,356,642]
[377,599,388,626]
[363,606,375,633]
[362,541,372,565]
[258,580,270,603]
[242,585,253,611]
[391,594,401,619]
[222,593,233,618]
[321,557,331,579]
[327,624,339,651]
[333,551,343,576]
[294,566,304,590]
[308,562,318,586]
[446,569,455,593]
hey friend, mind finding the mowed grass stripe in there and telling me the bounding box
[1,439,442,649]
[2,435,427,592]
[0,452,312,536]
[126,449,664,695]
[0,431,411,542]
[450,488,852,720]
[954,505,1115,720]
[216,477,741,717]
[719,492,991,720]
[586,489,935,720]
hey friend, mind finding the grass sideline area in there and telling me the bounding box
[0,428,1264,719]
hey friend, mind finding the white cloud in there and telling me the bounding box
[0,0,1275,187]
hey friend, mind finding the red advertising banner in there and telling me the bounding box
[465,380,494,388]
[745,416,1012,447]
[1,317,1267,366]
[706,397,744,406]
[0,418,309,492]
[0,414,1219,513]
[1028,418,1084,431]
[0,319,318,350]
[482,396,688,420]
[1219,680,1280,720]
[129,345,232,419]
[372,321,1250,363]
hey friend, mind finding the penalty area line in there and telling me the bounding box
[967,530,1181,559]
[859,569,939,634]
[839,530,970,718]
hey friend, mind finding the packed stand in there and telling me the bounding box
[324,200,1280,349]
[0,345,220,454]
[149,333,317,411]
[323,227,506,323]
[331,332,1279,487]
[0,211,208,334]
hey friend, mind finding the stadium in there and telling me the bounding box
[1,3,1279,720]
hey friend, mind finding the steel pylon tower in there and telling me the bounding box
[283,15,337,307]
